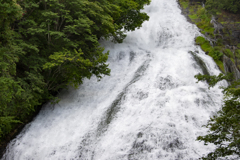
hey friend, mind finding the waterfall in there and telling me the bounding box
[2,0,226,159]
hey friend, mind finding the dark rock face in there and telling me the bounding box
[223,55,240,81]
[210,16,240,81]
[211,16,224,35]
[231,30,240,45]
[179,1,240,81]
[189,51,210,76]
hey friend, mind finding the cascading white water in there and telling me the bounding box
[3,0,227,159]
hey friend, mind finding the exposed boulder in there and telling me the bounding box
[179,0,240,82]
[210,16,224,35]
[223,55,240,81]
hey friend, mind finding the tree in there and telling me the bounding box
[16,0,150,92]
[0,0,25,139]
[195,73,240,159]
[0,0,151,142]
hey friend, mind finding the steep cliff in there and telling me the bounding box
[178,0,240,81]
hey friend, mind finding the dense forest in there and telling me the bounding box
[0,0,150,143]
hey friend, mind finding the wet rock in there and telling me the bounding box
[129,51,136,63]
[223,55,240,81]
[157,76,178,90]
[189,51,210,76]
[162,138,185,152]
[136,91,148,100]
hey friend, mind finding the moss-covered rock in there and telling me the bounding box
[195,36,212,52]
[179,0,240,78]
[189,51,210,76]
[223,49,234,58]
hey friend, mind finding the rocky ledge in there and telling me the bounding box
[178,0,240,81]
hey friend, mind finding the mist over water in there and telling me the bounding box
[3,0,226,159]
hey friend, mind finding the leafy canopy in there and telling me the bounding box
[0,0,150,141]
[195,73,240,159]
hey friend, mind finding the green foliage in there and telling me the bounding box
[195,36,225,72]
[235,50,240,60]
[0,0,23,45]
[189,14,198,20]
[179,1,214,36]
[182,3,240,157]
[195,73,232,88]
[195,73,240,159]
[215,60,225,73]
[43,48,110,90]
[188,5,214,36]
[0,0,150,142]
[0,0,26,139]
[0,117,21,138]
[216,38,223,46]
[206,0,240,14]
[196,36,207,44]
[195,36,212,52]
[181,1,238,74]
[178,0,189,9]
[181,2,189,9]
[224,49,234,58]
[208,47,223,61]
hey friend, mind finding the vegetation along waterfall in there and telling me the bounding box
[3,0,226,159]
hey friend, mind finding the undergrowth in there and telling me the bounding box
[179,0,225,72]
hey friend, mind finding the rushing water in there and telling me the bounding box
[3,0,226,159]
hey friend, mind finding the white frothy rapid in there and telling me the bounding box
[3,0,226,159]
